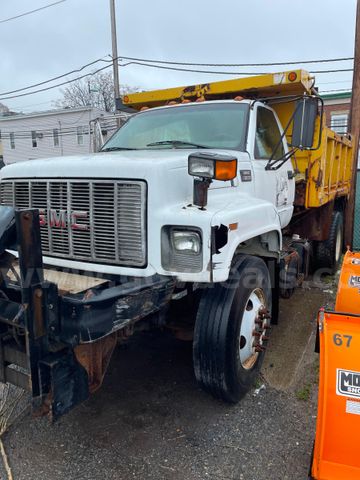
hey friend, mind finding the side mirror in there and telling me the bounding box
[291,96,322,149]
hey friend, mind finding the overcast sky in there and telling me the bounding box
[0,0,357,113]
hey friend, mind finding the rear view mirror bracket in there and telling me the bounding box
[264,94,324,171]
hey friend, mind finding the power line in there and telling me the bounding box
[0,54,353,97]
[0,0,67,24]
[0,65,112,101]
[0,54,352,99]
[118,60,354,76]
[312,68,353,73]
[0,56,354,102]
[10,100,55,111]
[118,55,354,67]
[0,57,111,96]
[317,80,353,85]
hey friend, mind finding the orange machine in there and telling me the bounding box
[311,251,360,479]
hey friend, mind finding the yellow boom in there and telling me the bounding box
[123,69,314,109]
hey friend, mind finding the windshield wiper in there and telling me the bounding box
[146,140,211,149]
[101,146,137,152]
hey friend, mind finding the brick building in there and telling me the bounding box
[322,91,351,134]
[322,90,360,250]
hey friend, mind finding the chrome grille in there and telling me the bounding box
[0,179,147,267]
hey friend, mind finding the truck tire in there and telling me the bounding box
[314,211,343,274]
[279,253,299,299]
[193,255,272,403]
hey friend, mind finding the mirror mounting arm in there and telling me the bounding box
[265,147,298,171]
[265,104,299,171]
[265,94,324,171]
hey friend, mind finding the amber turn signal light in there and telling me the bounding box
[214,159,237,181]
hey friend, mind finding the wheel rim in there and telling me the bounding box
[335,226,342,264]
[239,288,269,370]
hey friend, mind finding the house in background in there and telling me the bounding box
[0,106,108,164]
[322,91,351,135]
[321,90,360,250]
[0,104,17,167]
[321,91,360,171]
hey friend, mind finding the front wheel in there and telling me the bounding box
[193,255,272,403]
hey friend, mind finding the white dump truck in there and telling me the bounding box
[0,70,353,418]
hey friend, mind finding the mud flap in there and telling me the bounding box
[39,350,89,420]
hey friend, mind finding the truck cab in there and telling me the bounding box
[0,70,353,418]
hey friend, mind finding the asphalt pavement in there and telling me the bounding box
[0,284,333,480]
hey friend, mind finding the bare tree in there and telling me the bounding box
[0,103,10,114]
[55,71,138,112]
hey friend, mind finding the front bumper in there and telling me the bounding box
[0,208,174,419]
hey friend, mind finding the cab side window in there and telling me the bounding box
[255,107,285,160]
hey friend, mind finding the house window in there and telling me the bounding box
[77,126,84,145]
[330,114,348,134]
[53,128,59,147]
[31,130,37,148]
[9,132,15,149]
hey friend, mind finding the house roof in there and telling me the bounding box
[320,91,352,101]
[0,106,106,122]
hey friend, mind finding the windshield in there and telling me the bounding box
[101,102,249,151]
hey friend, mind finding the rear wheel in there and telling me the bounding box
[314,211,343,274]
[193,255,272,403]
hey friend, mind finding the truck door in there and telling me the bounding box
[249,104,295,228]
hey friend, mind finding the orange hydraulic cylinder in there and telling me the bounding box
[311,251,360,479]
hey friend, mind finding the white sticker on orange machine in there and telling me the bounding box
[346,400,360,415]
[337,369,360,398]
[349,275,360,288]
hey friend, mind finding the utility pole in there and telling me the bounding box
[109,0,121,113]
[345,0,360,247]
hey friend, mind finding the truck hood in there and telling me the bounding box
[1,149,246,180]
[0,149,252,213]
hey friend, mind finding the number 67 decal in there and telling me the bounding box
[333,333,353,347]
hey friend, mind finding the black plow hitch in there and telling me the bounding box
[0,207,174,420]
[0,208,89,420]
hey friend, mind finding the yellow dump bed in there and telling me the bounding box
[292,125,353,209]
[124,70,353,210]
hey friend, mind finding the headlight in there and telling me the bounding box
[161,226,203,273]
[188,157,214,178]
[172,230,201,254]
